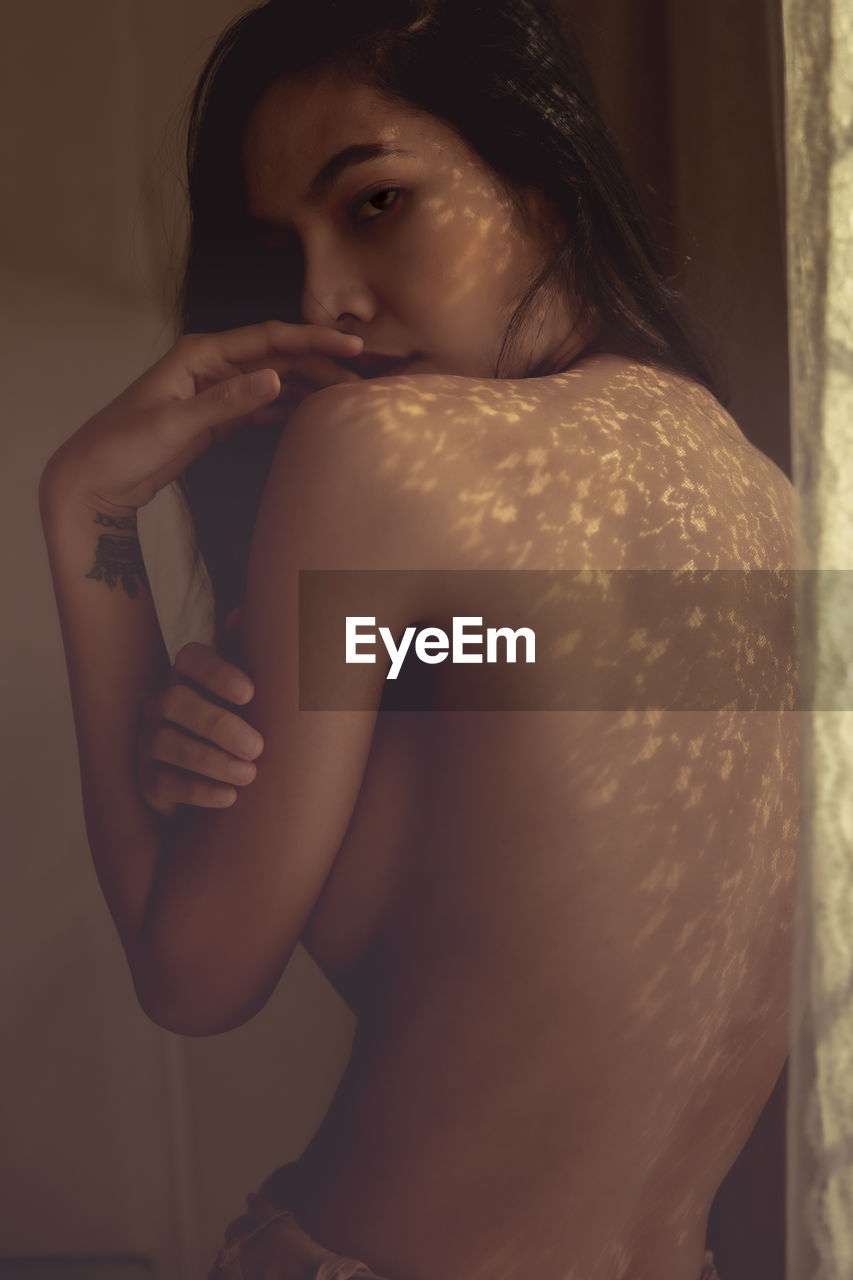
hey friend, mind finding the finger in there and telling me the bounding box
[243,359,365,426]
[177,322,363,386]
[142,763,239,813]
[173,640,255,705]
[152,356,363,478]
[149,722,259,785]
[197,355,363,406]
[139,781,180,820]
[147,369,284,475]
[160,682,265,759]
[243,352,365,390]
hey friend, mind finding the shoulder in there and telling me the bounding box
[274,364,662,570]
[258,374,473,570]
[555,355,799,570]
[289,362,636,480]
[287,372,480,460]
[276,373,500,565]
[281,360,798,572]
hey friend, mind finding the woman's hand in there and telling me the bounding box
[138,607,263,818]
[40,321,365,515]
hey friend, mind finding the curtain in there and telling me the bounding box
[782,0,853,1276]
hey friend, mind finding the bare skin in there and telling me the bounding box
[44,67,798,1280]
[160,354,798,1280]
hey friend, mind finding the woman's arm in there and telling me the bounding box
[38,482,174,1007]
[39,348,432,1037]
[130,382,430,1036]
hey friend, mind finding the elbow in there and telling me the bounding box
[129,963,204,1036]
[134,973,263,1037]
[129,935,280,1038]
[144,1009,248,1039]
[133,987,219,1038]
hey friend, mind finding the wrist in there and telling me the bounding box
[39,475,152,602]
[39,460,137,525]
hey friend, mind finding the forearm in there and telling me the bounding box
[33,326,368,1035]
[38,468,173,993]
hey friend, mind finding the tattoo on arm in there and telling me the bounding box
[84,511,150,599]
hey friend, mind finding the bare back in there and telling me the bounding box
[270,355,799,1280]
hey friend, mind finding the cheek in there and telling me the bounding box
[460,221,529,315]
[373,211,447,294]
[381,201,523,345]
[414,195,513,271]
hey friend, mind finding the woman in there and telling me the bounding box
[37,1,799,1277]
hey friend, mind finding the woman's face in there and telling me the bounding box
[240,70,589,380]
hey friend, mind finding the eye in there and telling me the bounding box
[353,187,401,224]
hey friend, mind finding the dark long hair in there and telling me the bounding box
[178,0,721,646]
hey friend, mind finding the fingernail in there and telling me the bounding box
[228,759,256,782]
[250,369,278,397]
[227,678,253,702]
[239,730,264,757]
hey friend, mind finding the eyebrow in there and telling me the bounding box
[306,142,413,202]
[247,142,413,235]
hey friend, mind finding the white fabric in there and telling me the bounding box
[783,0,853,1275]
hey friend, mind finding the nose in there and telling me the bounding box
[299,235,377,329]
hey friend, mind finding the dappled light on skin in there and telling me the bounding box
[231,66,801,1280]
[241,70,581,381]
[352,356,794,569]
[284,350,800,1277]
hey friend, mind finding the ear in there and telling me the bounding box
[521,186,566,248]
